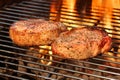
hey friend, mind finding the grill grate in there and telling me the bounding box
[0,0,120,80]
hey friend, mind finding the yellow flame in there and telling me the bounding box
[49,1,58,21]
[39,45,53,65]
[40,51,53,65]
[91,0,120,37]
[50,0,82,28]
[63,0,76,11]
[91,0,120,67]
[39,45,51,50]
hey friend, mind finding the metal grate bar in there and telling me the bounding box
[19,1,102,18]
[0,72,28,80]
[0,13,26,19]
[4,6,100,21]
[0,43,119,79]
[0,46,120,77]
[2,52,120,77]
[0,10,47,20]
[0,44,119,71]
[0,37,120,70]
[0,18,17,22]
[0,3,118,32]
[31,0,52,5]
[0,61,82,80]
[4,3,101,20]
[0,1,119,30]
[0,66,56,80]
[0,31,120,70]
[7,4,50,12]
[25,0,120,18]
[0,34,120,71]
[0,0,120,80]
[0,55,116,80]
[92,57,120,65]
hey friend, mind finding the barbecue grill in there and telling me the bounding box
[0,0,120,80]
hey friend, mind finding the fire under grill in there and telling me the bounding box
[0,0,120,80]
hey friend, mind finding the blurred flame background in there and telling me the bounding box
[49,0,120,67]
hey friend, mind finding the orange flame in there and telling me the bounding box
[92,0,120,67]
[91,0,120,37]
[49,0,60,21]
[62,0,76,11]
[50,0,82,29]
[61,0,80,28]
[50,0,120,67]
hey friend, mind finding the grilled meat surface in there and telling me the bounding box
[9,19,67,46]
[52,27,112,59]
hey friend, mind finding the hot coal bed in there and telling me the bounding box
[0,0,120,80]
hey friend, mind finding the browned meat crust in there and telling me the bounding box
[52,27,112,59]
[9,19,67,46]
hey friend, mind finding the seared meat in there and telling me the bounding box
[9,19,67,46]
[52,27,112,59]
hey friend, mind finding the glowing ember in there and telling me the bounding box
[40,51,53,65]
[28,46,53,65]
[39,45,51,50]
[38,45,53,65]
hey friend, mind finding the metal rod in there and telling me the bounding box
[0,48,120,76]
[0,73,28,80]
